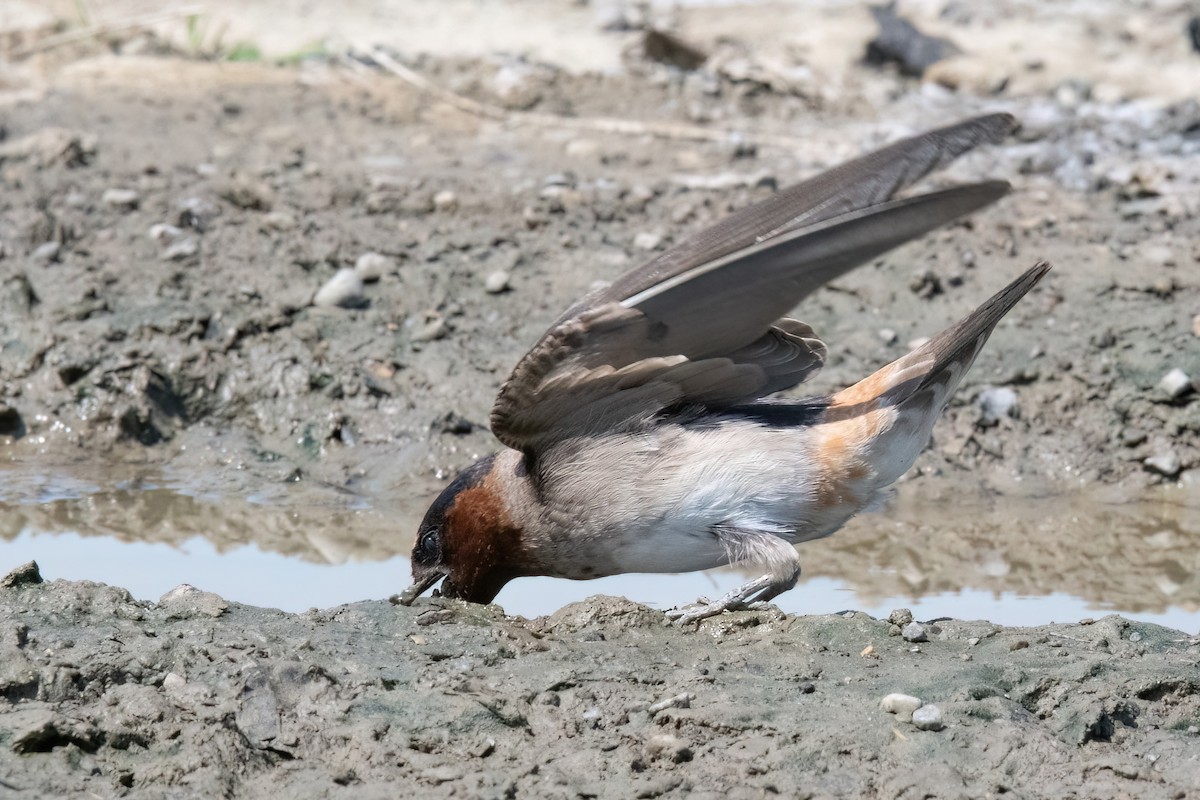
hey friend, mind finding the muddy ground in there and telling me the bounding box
[1,0,1200,796]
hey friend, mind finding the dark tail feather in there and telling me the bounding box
[907,261,1050,399]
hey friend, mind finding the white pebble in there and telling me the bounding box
[161,237,198,261]
[148,223,184,242]
[32,241,60,262]
[1158,368,1193,399]
[433,190,458,212]
[1143,453,1181,478]
[484,270,511,294]
[977,387,1018,426]
[354,252,392,283]
[878,328,898,344]
[102,188,140,210]
[162,672,186,689]
[633,231,663,251]
[880,693,924,722]
[313,268,365,308]
[911,704,945,731]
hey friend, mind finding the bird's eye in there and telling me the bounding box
[415,528,440,564]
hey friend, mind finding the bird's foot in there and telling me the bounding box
[665,575,777,626]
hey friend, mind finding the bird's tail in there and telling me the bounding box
[820,262,1050,487]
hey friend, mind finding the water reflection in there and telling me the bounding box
[0,466,1196,629]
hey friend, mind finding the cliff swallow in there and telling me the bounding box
[399,113,1048,623]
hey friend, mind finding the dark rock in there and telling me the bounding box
[1,561,42,588]
[635,29,708,70]
[865,5,960,77]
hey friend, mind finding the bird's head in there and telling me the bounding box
[397,453,528,606]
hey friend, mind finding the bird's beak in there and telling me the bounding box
[396,569,446,606]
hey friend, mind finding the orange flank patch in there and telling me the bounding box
[442,469,528,603]
[811,365,902,511]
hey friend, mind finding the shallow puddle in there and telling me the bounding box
[1,466,1197,632]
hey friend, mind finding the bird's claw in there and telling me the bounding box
[665,574,781,626]
[666,598,766,626]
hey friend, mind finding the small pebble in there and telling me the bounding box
[161,236,199,261]
[1192,314,1200,338]
[162,672,186,689]
[313,268,366,309]
[878,328,898,344]
[888,608,914,626]
[102,188,140,210]
[967,637,981,646]
[354,252,392,283]
[648,692,694,714]
[31,241,61,262]
[911,704,945,731]
[158,584,228,618]
[644,734,692,763]
[433,190,458,212]
[1157,368,1193,399]
[261,210,297,231]
[909,269,942,298]
[217,174,274,210]
[798,681,816,694]
[902,622,928,643]
[148,223,184,242]
[1009,640,1030,651]
[1143,453,1182,478]
[411,313,448,342]
[880,693,923,722]
[977,386,1018,427]
[633,231,663,251]
[177,196,221,230]
[484,270,511,294]
[1121,428,1148,447]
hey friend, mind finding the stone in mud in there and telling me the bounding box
[31,241,60,263]
[484,270,511,294]
[912,704,945,731]
[881,693,924,722]
[161,236,199,261]
[977,387,1019,427]
[313,269,366,309]
[902,622,929,642]
[217,174,275,211]
[101,188,140,210]
[1,560,42,588]
[1143,453,1181,478]
[354,252,391,283]
[1157,368,1193,400]
[158,584,228,618]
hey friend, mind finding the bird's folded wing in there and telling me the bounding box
[491,115,1016,454]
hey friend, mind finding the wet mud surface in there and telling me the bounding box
[2,0,1200,795]
[2,566,1200,799]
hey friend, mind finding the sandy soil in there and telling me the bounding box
[1,0,1199,796]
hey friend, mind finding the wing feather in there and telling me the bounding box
[491,115,1016,453]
